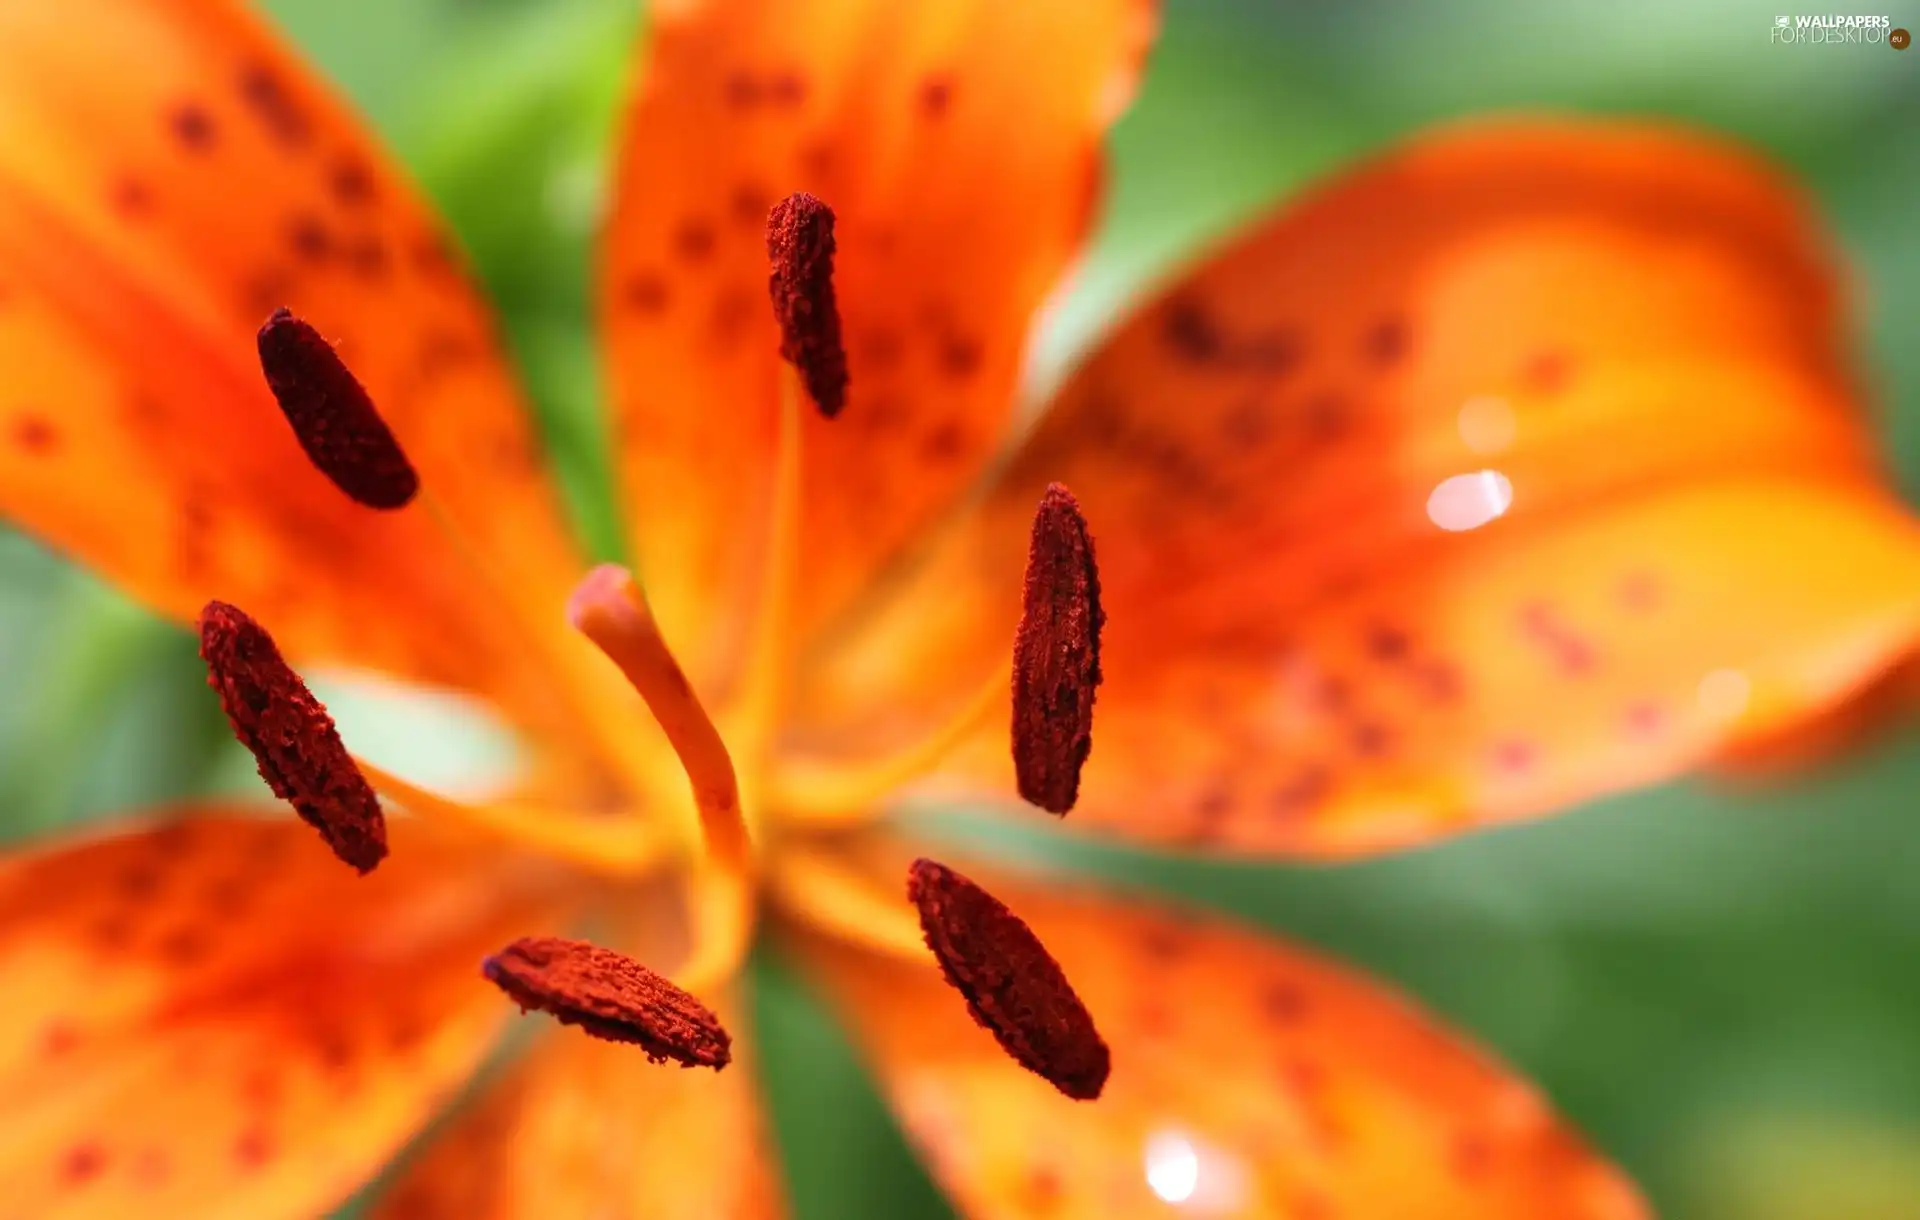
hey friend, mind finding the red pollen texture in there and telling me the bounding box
[256,308,419,509]
[196,600,388,873]
[1012,483,1105,815]
[906,858,1111,1100]
[765,192,849,418]
[482,936,733,1070]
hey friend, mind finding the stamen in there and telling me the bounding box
[769,664,1008,823]
[256,308,419,509]
[1013,483,1105,815]
[727,368,804,773]
[354,759,670,879]
[906,858,1111,1100]
[568,565,752,871]
[767,844,942,961]
[766,192,848,418]
[482,936,732,1069]
[196,600,387,874]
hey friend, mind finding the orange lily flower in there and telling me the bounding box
[3,0,1918,1216]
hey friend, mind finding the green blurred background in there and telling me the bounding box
[2,0,1917,1216]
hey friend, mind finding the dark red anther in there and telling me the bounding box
[766,192,848,418]
[907,858,1110,1100]
[482,936,733,1069]
[197,600,387,873]
[256,308,419,509]
[1012,483,1104,815]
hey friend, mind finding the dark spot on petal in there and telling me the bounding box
[330,158,376,207]
[234,1127,273,1169]
[411,231,460,280]
[729,181,772,229]
[60,1143,107,1185]
[1415,661,1463,704]
[1451,1131,1496,1180]
[12,414,57,453]
[1222,396,1273,445]
[1624,701,1666,737]
[1363,623,1410,661]
[858,327,904,371]
[1363,314,1410,367]
[920,420,967,463]
[116,864,163,899]
[723,70,762,108]
[157,925,212,966]
[767,72,806,107]
[1163,300,1221,362]
[342,235,390,279]
[1263,980,1311,1023]
[1350,721,1391,756]
[89,915,134,952]
[1618,571,1662,612]
[1302,390,1349,441]
[169,102,216,151]
[110,177,155,219]
[42,1022,81,1056]
[938,334,983,380]
[798,142,834,182]
[1269,767,1332,821]
[673,218,717,263]
[1138,925,1186,962]
[919,75,955,117]
[238,65,311,146]
[1523,349,1573,394]
[286,213,333,263]
[1492,739,1536,774]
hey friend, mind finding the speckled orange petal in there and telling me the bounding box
[0,0,586,724]
[369,987,784,1218]
[783,119,1920,856]
[600,0,1155,693]
[784,850,1647,1220]
[0,809,576,1220]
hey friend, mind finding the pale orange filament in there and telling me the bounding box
[356,758,670,878]
[416,489,672,803]
[766,843,936,962]
[769,661,1011,823]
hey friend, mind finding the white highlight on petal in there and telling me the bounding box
[1145,1130,1200,1204]
[1142,1128,1251,1212]
[1697,668,1752,722]
[1427,470,1514,532]
[1457,395,1517,455]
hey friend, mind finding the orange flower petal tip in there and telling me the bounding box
[256,307,420,509]
[1013,483,1105,815]
[482,936,733,1070]
[906,858,1110,1100]
[196,600,388,873]
[766,191,848,418]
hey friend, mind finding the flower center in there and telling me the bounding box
[207,193,1120,1091]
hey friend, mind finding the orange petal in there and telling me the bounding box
[0,809,576,1219]
[0,0,587,724]
[600,0,1155,692]
[369,985,785,1218]
[783,848,1647,1220]
[785,118,1920,855]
